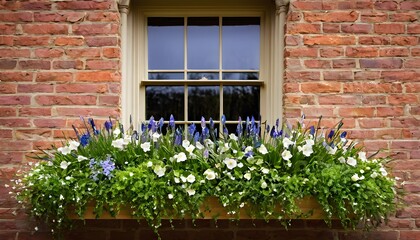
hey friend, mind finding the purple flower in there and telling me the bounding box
[100,156,115,179]
[188,123,196,136]
[174,131,182,146]
[148,116,155,132]
[201,116,206,130]
[158,117,164,131]
[275,118,280,128]
[221,115,226,126]
[80,133,90,146]
[193,132,200,143]
[270,126,277,138]
[169,114,175,130]
[209,118,214,130]
[104,120,113,133]
[328,130,335,139]
[88,118,100,135]
[340,131,347,138]
[309,126,315,136]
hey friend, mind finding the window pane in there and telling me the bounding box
[188,86,219,121]
[222,17,260,70]
[148,72,184,80]
[223,86,260,120]
[187,72,219,80]
[187,17,219,70]
[222,72,259,80]
[146,86,184,121]
[148,17,184,70]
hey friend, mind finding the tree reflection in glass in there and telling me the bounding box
[146,86,184,120]
[223,86,260,120]
[188,86,219,121]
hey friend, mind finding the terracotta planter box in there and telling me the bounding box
[68,196,327,220]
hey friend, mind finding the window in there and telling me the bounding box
[126,0,281,128]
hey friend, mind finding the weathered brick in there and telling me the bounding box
[75,71,120,82]
[376,107,405,117]
[99,96,120,106]
[56,84,108,93]
[65,48,101,58]
[359,36,390,45]
[0,24,16,34]
[390,13,418,22]
[287,12,302,22]
[292,1,323,10]
[0,12,32,22]
[13,36,50,46]
[86,12,120,22]
[361,12,388,23]
[0,49,30,58]
[391,36,419,46]
[0,96,30,105]
[374,1,398,10]
[407,24,420,34]
[85,37,118,47]
[23,24,68,35]
[304,35,356,45]
[34,12,85,23]
[54,36,85,46]
[285,71,321,81]
[284,94,316,105]
[332,59,356,68]
[34,48,64,58]
[358,118,388,129]
[0,107,16,117]
[360,59,403,69]
[381,71,419,81]
[36,72,73,82]
[379,47,410,57]
[72,23,118,36]
[0,83,17,94]
[35,95,97,106]
[53,60,84,70]
[323,23,340,33]
[388,94,418,105]
[287,23,321,34]
[0,36,14,46]
[354,71,381,80]
[400,1,420,10]
[0,72,33,82]
[33,119,67,128]
[343,83,402,93]
[318,95,360,105]
[405,59,420,68]
[374,24,405,34]
[338,107,375,117]
[56,1,113,10]
[400,231,420,240]
[18,107,51,117]
[405,83,420,93]
[320,47,344,57]
[304,11,358,23]
[346,47,378,57]
[303,60,330,69]
[341,24,372,34]
[15,128,52,140]
[0,141,31,151]
[0,118,31,127]
[301,82,341,93]
[0,59,17,69]
[103,47,120,58]
[21,2,51,10]
[323,71,353,80]
[19,60,50,70]
[56,107,120,117]
[86,60,119,70]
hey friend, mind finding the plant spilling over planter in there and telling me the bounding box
[12,115,400,237]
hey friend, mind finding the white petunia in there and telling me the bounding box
[351,174,360,182]
[111,138,125,150]
[175,152,187,162]
[58,146,71,155]
[338,156,346,163]
[244,172,251,180]
[370,172,378,178]
[286,161,292,167]
[282,150,293,161]
[182,140,190,149]
[219,143,229,153]
[186,144,195,154]
[168,194,173,199]
[298,144,313,157]
[113,128,121,137]
[153,165,166,177]
[77,155,88,162]
[379,167,388,176]
[203,169,216,180]
[180,175,187,183]
[258,144,268,155]
[358,152,367,162]
[237,162,243,168]
[186,174,196,183]
[229,133,238,141]
[196,141,205,150]
[327,146,337,155]
[245,146,253,153]
[174,177,180,183]
[65,176,71,181]
[346,157,357,167]
[283,138,294,148]
[223,158,237,170]
[261,181,268,189]
[141,142,151,152]
[129,172,134,177]
[305,139,315,146]
[123,135,131,145]
[60,161,70,170]
[261,167,269,174]
[152,132,161,142]
[146,161,153,167]
[68,140,80,151]
[204,139,214,148]
[186,188,196,196]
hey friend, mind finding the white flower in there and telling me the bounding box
[283,138,294,148]
[60,161,70,170]
[113,128,121,137]
[186,188,196,196]
[358,152,367,162]
[141,142,151,152]
[152,132,161,142]
[237,162,243,168]
[338,156,346,163]
[48,161,53,166]
[34,226,38,231]
[174,177,180,183]
[153,165,166,177]
[327,146,337,155]
[168,194,173,199]
[57,146,71,155]
[261,181,268,189]
[68,140,80,151]
[146,161,153,167]
[182,140,190,149]
[346,157,357,167]
[298,144,313,157]
[244,172,251,180]
[351,174,360,182]
[219,143,229,153]
[229,133,238,141]
[204,139,214,148]
[175,152,187,162]
[379,167,388,176]
[77,155,88,162]
[305,139,315,146]
[282,150,292,161]
[111,138,125,150]
[203,169,216,180]
[65,176,71,181]
[129,172,134,177]
[286,161,292,167]
[180,175,187,182]
[245,146,253,153]
[196,142,204,150]
[223,158,237,170]
[186,144,195,154]
[186,174,196,183]
[261,167,269,174]
[258,144,268,155]
[59,194,64,200]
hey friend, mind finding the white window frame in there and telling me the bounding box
[120,0,289,127]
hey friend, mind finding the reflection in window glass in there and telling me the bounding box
[188,86,219,121]
[148,72,184,80]
[222,72,259,80]
[187,72,219,80]
[223,86,260,120]
[146,86,184,121]
[222,17,260,70]
[188,17,219,70]
[148,17,184,70]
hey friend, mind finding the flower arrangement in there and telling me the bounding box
[11,115,400,237]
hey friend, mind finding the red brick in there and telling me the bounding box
[332,59,356,68]
[337,231,399,240]
[56,84,108,93]
[301,82,341,93]
[284,95,316,105]
[18,107,51,117]
[0,12,32,22]
[284,83,299,92]
[391,118,420,128]
[19,60,50,70]
[386,219,413,229]
[286,48,318,57]
[304,11,358,23]
[375,24,405,34]
[56,107,120,117]
[341,24,372,34]
[358,118,388,128]
[374,1,398,10]
[0,49,30,58]
[86,12,120,22]
[0,72,32,82]
[303,60,330,69]
[287,12,302,22]
[0,141,31,151]
[391,140,420,150]
[405,59,420,68]
[72,23,119,36]
[301,107,335,117]
[103,47,120,58]
[15,128,52,140]
[391,36,419,46]
[346,47,378,57]
[54,36,85,46]
[0,96,30,105]
[99,96,120,106]
[390,13,418,22]
[401,1,420,10]
[85,37,118,47]
[388,94,418,105]
[323,71,353,80]
[359,36,390,45]
[0,152,23,164]
[35,95,97,106]
[354,71,381,80]
[376,107,404,117]
[86,60,119,70]
[403,128,420,139]
[320,47,344,57]
[34,12,85,23]
[75,71,120,82]
[0,84,16,94]
[36,72,72,82]
[344,83,402,93]
[361,12,388,23]
[21,2,51,10]
[56,1,113,10]
[0,59,17,69]
[13,36,50,46]
[0,107,16,117]
[108,83,120,94]
[381,71,419,81]
[0,36,14,46]
[35,48,64,58]
[362,95,386,105]
[0,118,31,127]
[292,2,323,10]
[53,60,83,70]
[0,24,16,34]
[304,35,356,45]
[287,23,321,34]
[0,129,13,138]
[23,24,68,35]
[407,24,420,34]
[406,83,420,93]
[339,107,375,117]
[318,95,360,105]
[65,48,101,58]
[338,1,373,9]
[285,71,321,81]
[379,47,410,57]
[33,119,67,128]
[17,84,53,93]
[400,231,420,240]
[360,59,402,69]
[323,23,340,33]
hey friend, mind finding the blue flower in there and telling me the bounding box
[201,116,206,130]
[328,130,335,139]
[209,117,214,130]
[104,120,113,133]
[100,156,115,179]
[169,114,175,130]
[340,131,347,138]
[309,126,315,136]
[174,130,182,146]
[221,115,226,126]
[80,133,90,146]
[88,118,100,135]
[188,123,196,136]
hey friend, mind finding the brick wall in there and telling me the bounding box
[0,0,419,239]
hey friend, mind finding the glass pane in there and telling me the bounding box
[222,72,259,80]
[223,86,260,120]
[187,17,219,70]
[188,86,219,121]
[222,17,260,70]
[187,72,219,80]
[148,17,184,70]
[148,72,184,80]
[146,86,184,121]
